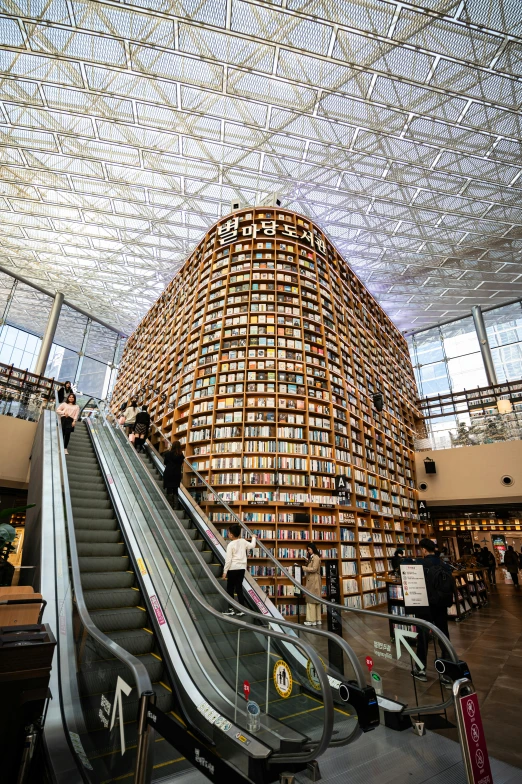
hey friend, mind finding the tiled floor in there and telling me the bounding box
[443,573,522,770]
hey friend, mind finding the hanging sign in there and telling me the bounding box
[365,656,374,672]
[273,660,292,699]
[243,680,250,701]
[335,475,351,505]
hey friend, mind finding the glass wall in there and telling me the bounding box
[409,300,522,448]
[0,271,124,400]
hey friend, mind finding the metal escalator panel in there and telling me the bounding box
[35,410,158,784]
[65,423,191,783]
[86,413,336,771]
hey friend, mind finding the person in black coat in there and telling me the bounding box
[133,405,150,452]
[163,441,184,507]
[57,380,72,404]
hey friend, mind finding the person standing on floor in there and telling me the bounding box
[57,393,80,455]
[503,546,519,588]
[57,380,72,404]
[411,538,454,686]
[133,405,150,453]
[163,441,185,507]
[222,523,256,617]
[302,543,322,626]
[391,547,404,572]
[123,399,139,438]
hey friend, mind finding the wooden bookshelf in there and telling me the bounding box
[113,207,431,614]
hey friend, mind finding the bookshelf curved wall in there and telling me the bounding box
[113,207,432,614]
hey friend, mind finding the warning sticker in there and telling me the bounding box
[307,656,326,691]
[273,660,292,699]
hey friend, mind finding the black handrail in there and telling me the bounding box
[88,410,336,763]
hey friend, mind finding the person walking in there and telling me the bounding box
[302,543,322,626]
[518,547,522,572]
[482,547,496,585]
[122,399,139,439]
[133,405,150,452]
[56,392,80,455]
[57,380,72,404]
[222,523,256,617]
[411,538,454,686]
[163,441,185,507]
[503,546,519,588]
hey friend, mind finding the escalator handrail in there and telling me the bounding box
[139,426,368,696]
[53,388,154,697]
[88,411,336,764]
[147,420,459,665]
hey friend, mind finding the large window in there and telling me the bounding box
[0,272,123,399]
[410,300,522,398]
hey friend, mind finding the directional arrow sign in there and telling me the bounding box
[395,628,423,671]
[109,676,132,756]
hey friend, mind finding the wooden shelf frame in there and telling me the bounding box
[114,208,432,613]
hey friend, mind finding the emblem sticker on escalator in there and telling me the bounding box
[307,656,326,691]
[273,660,292,699]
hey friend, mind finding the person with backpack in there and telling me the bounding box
[412,538,454,685]
[503,546,519,588]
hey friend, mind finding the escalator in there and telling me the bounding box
[30,404,368,784]
[67,422,190,781]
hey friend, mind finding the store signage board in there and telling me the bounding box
[335,475,351,506]
[400,564,429,608]
[459,693,493,784]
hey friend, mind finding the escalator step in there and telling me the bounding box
[81,572,135,590]
[76,529,121,544]
[69,487,109,501]
[79,653,165,696]
[84,588,142,611]
[106,628,154,656]
[72,498,112,510]
[74,510,117,524]
[90,606,148,632]
[79,556,130,573]
[77,542,126,557]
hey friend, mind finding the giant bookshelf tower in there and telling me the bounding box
[114,206,430,614]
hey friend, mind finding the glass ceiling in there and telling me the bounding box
[0,0,521,335]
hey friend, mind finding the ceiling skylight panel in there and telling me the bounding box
[319,93,407,133]
[462,103,522,139]
[0,126,58,150]
[72,2,174,47]
[276,49,371,98]
[430,59,522,111]
[182,137,261,170]
[0,16,25,46]
[0,165,69,188]
[333,30,434,83]
[106,164,181,192]
[27,24,127,67]
[43,85,134,121]
[287,0,395,36]
[0,51,83,85]
[385,162,467,194]
[85,66,178,106]
[97,121,180,154]
[178,23,274,72]
[435,150,520,185]
[4,104,94,136]
[227,69,316,111]
[269,108,354,145]
[142,151,219,181]
[23,149,105,177]
[0,78,43,105]
[406,117,494,155]
[263,156,339,186]
[353,130,440,167]
[489,139,522,165]
[181,86,267,127]
[461,0,522,37]
[130,45,223,91]
[0,208,51,228]
[125,0,227,28]
[59,137,141,167]
[71,177,146,204]
[231,1,332,56]
[394,10,502,66]
[371,77,466,123]
[136,102,221,140]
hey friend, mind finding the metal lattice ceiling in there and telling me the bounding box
[0,0,521,335]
